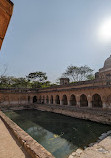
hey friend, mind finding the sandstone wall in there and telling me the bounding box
[0,0,13,49]
[35,104,111,125]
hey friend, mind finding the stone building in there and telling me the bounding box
[60,78,70,85]
[0,55,111,111]
[96,55,111,80]
[0,0,111,113]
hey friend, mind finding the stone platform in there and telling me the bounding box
[69,136,111,158]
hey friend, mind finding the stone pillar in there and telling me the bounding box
[88,101,92,108]
[87,95,92,108]
[103,102,106,109]
[49,99,51,105]
[53,99,56,105]
[102,96,107,109]
[77,101,80,107]
[68,100,70,106]
[76,95,80,107]
[60,100,63,106]
[49,99,52,105]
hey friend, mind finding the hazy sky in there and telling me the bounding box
[1,0,111,82]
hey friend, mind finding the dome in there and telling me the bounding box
[104,55,111,69]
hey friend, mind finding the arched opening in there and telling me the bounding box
[33,96,37,103]
[70,94,76,106]
[92,94,102,108]
[50,95,53,104]
[28,96,30,103]
[46,96,49,104]
[55,95,60,104]
[80,94,88,107]
[62,95,68,105]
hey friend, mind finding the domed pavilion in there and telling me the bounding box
[97,55,111,79]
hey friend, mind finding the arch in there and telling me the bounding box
[92,94,102,108]
[55,95,60,104]
[62,95,68,105]
[70,94,76,106]
[33,96,37,103]
[28,96,30,103]
[50,95,53,104]
[46,95,49,104]
[80,94,88,107]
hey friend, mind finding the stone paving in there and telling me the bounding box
[0,118,31,158]
[69,135,111,158]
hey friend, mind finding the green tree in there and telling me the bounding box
[26,71,47,82]
[62,65,94,82]
[86,74,95,80]
[11,77,29,88]
[0,76,9,87]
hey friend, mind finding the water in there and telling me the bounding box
[5,110,111,158]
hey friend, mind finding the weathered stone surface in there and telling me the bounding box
[0,0,13,49]
[69,136,111,158]
[35,104,111,125]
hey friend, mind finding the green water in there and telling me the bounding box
[5,110,111,158]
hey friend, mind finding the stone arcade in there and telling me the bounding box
[1,55,111,111]
[1,1,111,158]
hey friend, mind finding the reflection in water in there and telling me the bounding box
[5,110,111,158]
[27,126,75,157]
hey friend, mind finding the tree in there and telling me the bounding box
[0,76,29,88]
[0,71,50,88]
[0,76,9,87]
[86,74,95,80]
[62,65,94,82]
[11,77,29,88]
[26,71,47,82]
[41,81,51,88]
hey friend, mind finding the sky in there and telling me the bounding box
[1,0,111,82]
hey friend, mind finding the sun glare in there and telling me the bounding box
[98,18,111,42]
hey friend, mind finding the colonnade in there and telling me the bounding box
[31,93,103,108]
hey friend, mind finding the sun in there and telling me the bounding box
[98,18,111,42]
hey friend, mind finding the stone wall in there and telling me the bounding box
[35,104,111,125]
[0,0,13,49]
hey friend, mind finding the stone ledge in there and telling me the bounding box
[0,111,54,158]
[69,136,111,158]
